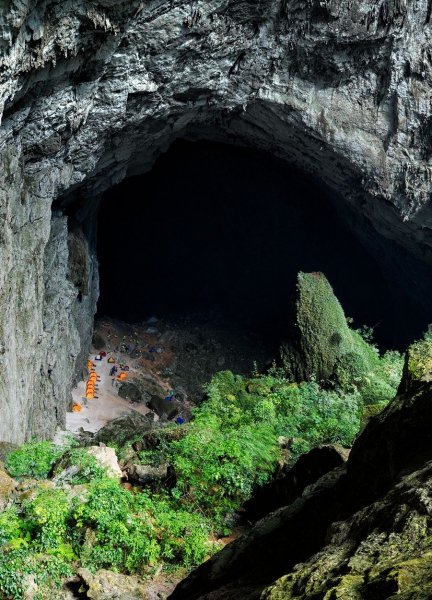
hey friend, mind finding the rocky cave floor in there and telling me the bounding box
[63,313,272,437]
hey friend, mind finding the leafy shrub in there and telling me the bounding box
[0,508,26,549]
[134,493,213,568]
[335,331,403,405]
[23,489,72,555]
[72,477,212,573]
[72,478,160,572]
[133,369,364,530]
[5,441,63,479]
[0,550,71,600]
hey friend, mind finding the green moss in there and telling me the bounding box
[366,554,432,599]
[407,335,432,382]
[281,272,355,383]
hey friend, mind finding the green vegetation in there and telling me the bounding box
[406,331,432,381]
[335,330,403,405]
[0,462,214,598]
[5,441,62,479]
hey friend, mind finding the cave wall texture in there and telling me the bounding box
[1,0,432,441]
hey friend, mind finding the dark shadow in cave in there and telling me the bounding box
[97,140,425,351]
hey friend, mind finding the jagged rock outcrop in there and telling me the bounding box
[2,1,432,440]
[170,339,432,599]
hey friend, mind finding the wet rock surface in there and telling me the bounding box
[2,0,432,440]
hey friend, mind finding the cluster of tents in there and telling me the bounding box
[71,353,131,413]
[85,359,100,399]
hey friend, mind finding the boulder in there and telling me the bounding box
[93,412,155,446]
[87,447,123,480]
[127,463,168,486]
[132,426,188,453]
[91,332,106,351]
[147,395,179,420]
[78,568,150,600]
[118,376,165,405]
[118,382,145,404]
[16,480,56,503]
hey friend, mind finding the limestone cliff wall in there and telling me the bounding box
[1,0,432,441]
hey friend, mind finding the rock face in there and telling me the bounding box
[2,1,432,440]
[243,444,348,523]
[169,343,432,599]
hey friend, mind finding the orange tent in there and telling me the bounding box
[72,403,82,412]
[117,372,128,382]
[85,393,95,399]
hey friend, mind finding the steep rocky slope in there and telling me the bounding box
[170,341,432,599]
[1,0,432,440]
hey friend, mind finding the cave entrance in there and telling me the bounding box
[96,140,409,376]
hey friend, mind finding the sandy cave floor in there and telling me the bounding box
[65,354,152,435]
[56,314,271,439]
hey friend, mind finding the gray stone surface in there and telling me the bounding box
[1,1,432,441]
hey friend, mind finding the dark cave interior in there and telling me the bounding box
[97,140,427,352]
